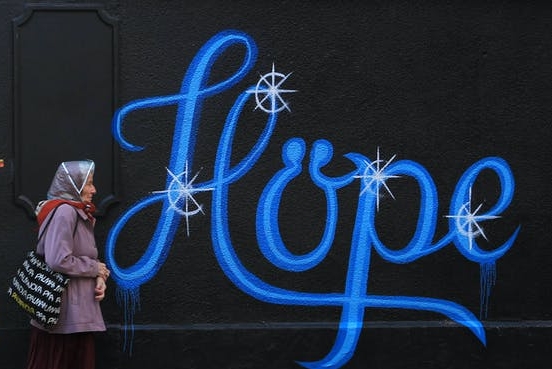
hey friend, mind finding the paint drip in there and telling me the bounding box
[116,287,141,355]
[479,261,496,319]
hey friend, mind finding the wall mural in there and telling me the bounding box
[106,30,520,368]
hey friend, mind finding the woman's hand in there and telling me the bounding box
[97,262,110,281]
[95,276,106,301]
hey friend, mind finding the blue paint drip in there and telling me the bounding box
[480,262,496,319]
[115,287,140,354]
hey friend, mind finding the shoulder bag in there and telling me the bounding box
[6,206,76,328]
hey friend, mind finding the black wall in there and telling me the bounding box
[1,1,552,368]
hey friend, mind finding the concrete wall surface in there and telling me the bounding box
[1,1,551,368]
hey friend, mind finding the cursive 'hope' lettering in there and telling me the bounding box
[106,30,520,368]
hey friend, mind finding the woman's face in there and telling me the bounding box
[80,173,96,202]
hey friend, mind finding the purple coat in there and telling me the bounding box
[32,203,106,333]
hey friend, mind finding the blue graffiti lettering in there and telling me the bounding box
[106,29,520,368]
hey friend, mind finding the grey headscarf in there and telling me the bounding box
[47,160,95,201]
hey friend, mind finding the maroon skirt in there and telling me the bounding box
[26,325,96,369]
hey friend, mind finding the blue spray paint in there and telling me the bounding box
[107,30,520,368]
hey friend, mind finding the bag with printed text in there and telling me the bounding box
[7,250,69,328]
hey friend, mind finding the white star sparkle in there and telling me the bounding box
[446,187,500,249]
[248,63,297,113]
[152,162,213,236]
[354,147,400,211]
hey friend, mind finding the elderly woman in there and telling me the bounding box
[26,160,110,369]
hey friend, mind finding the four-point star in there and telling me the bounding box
[354,147,400,211]
[248,63,297,113]
[446,187,500,249]
[152,162,213,236]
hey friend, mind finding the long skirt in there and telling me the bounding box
[26,325,96,369]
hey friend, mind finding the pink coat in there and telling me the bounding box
[32,203,106,334]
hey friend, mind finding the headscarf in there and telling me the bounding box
[36,160,96,226]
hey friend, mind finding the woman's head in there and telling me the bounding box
[47,160,96,202]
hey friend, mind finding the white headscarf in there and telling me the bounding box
[46,160,95,201]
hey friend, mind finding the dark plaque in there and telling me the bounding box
[13,5,119,217]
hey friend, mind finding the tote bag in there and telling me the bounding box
[7,206,72,328]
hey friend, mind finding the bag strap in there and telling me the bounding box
[38,205,79,242]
